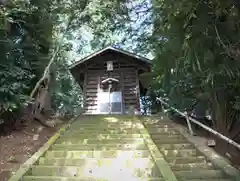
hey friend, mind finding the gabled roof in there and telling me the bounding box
[69,46,152,70]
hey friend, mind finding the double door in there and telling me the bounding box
[98,91,122,114]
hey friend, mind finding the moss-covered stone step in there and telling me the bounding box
[44,150,152,158]
[175,169,228,180]
[145,127,178,133]
[23,176,165,181]
[71,122,138,126]
[71,120,131,123]
[73,116,134,122]
[56,138,144,144]
[62,129,141,134]
[150,134,184,140]
[29,165,161,178]
[59,133,143,139]
[51,143,148,151]
[144,124,176,128]
[158,143,194,150]
[161,148,198,157]
[60,134,183,142]
[165,156,207,164]
[153,137,187,144]
[77,120,138,125]
[72,123,143,129]
[38,157,155,167]
[148,130,181,136]
[55,138,145,145]
[171,162,214,171]
[68,126,142,131]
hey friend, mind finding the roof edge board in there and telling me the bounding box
[68,46,152,70]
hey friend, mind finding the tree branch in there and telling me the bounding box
[30,0,89,99]
[30,15,73,98]
[214,25,232,57]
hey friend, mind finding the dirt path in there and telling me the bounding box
[0,121,63,181]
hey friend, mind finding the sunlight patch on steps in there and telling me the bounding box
[103,117,120,123]
[58,138,145,145]
[45,156,159,180]
[45,150,150,159]
[142,116,168,125]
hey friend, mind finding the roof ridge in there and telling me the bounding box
[69,46,152,70]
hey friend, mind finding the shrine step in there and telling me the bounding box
[23,176,165,181]
[38,157,154,166]
[43,150,153,159]
[55,138,145,144]
[50,143,148,150]
[28,165,161,177]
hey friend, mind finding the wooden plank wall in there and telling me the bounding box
[83,59,140,114]
[84,70,98,114]
[122,67,139,111]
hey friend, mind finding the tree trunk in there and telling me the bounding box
[211,89,233,136]
[30,76,52,127]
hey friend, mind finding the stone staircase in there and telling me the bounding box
[142,116,236,181]
[22,116,165,181]
[17,115,238,181]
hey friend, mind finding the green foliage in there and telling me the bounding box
[0,0,87,117]
[0,1,34,112]
[50,48,83,115]
[0,0,132,118]
[2,0,239,140]
[150,0,240,136]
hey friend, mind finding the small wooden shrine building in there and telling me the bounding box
[69,46,152,114]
